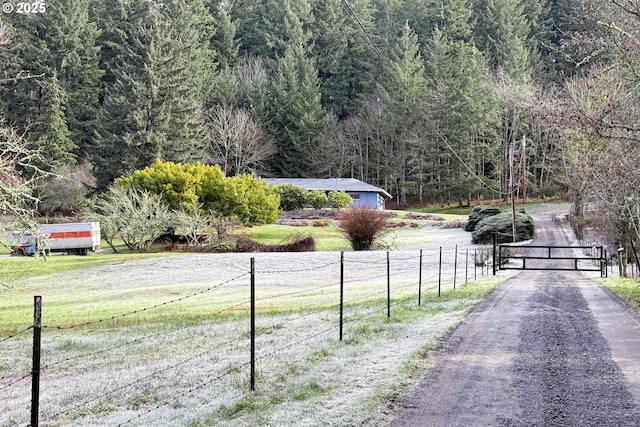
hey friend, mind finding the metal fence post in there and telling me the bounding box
[250,258,255,391]
[438,247,442,297]
[453,244,458,290]
[418,249,423,306]
[31,296,42,427]
[492,234,497,276]
[474,249,477,281]
[340,251,344,341]
[465,248,468,284]
[387,251,391,318]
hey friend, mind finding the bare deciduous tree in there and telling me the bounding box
[200,106,275,176]
[0,126,44,236]
[38,162,96,216]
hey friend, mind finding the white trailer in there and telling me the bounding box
[11,222,101,255]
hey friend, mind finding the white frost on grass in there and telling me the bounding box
[1,213,514,426]
[1,294,484,426]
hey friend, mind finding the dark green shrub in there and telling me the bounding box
[338,207,390,251]
[465,205,501,232]
[272,184,309,211]
[471,211,535,244]
[306,190,328,209]
[328,190,353,209]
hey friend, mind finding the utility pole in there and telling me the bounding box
[521,135,527,204]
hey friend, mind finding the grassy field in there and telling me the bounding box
[0,208,508,426]
[1,268,502,427]
[0,252,172,282]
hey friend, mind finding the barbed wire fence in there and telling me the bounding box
[1,245,495,427]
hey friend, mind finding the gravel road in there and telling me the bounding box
[389,209,640,426]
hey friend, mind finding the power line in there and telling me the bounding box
[340,0,392,68]
[340,0,508,198]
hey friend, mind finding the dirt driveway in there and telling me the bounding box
[388,210,640,426]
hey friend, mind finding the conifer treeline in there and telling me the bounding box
[0,0,592,203]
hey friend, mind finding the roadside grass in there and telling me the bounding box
[412,198,567,217]
[602,277,640,311]
[412,204,474,216]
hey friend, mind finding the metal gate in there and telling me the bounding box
[493,242,607,278]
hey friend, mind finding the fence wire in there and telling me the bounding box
[5,245,488,426]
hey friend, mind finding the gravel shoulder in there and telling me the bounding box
[388,206,640,426]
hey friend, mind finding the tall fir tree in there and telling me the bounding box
[473,0,533,81]
[377,22,430,205]
[1,0,102,161]
[0,11,51,137]
[262,35,327,176]
[207,2,239,70]
[231,0,312,63]
[94,0,214,189]
[36,73,77,170]
[308,0,349,116]
[424,1,499,204]
[42,0,102,158]
[328,0,380,118]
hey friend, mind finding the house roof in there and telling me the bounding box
[262,178,392,199]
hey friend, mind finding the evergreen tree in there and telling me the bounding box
[94,0,213,189]
[1,1,101,159]
[377,22,430,205]
[371,0,405,58]
[264,39,327,176]
[207,2,239,70]
[314,0,378,118]
[309,0,349,115]
[231,0,311,62]
[36,73,77,170]
[425,3,499,204]
[473,0,533,81]
[42,0,102,158]
[520,0,550,76]
[0,12,50,137]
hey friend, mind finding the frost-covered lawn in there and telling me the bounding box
[1,218,519,426]
[1,278,500,427]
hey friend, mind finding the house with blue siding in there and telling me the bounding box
[262,178,392,210]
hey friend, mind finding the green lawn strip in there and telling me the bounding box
[602,277,640,311]
[247,210,469,252]
[411,204,474,215]
[245,224,350,251]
